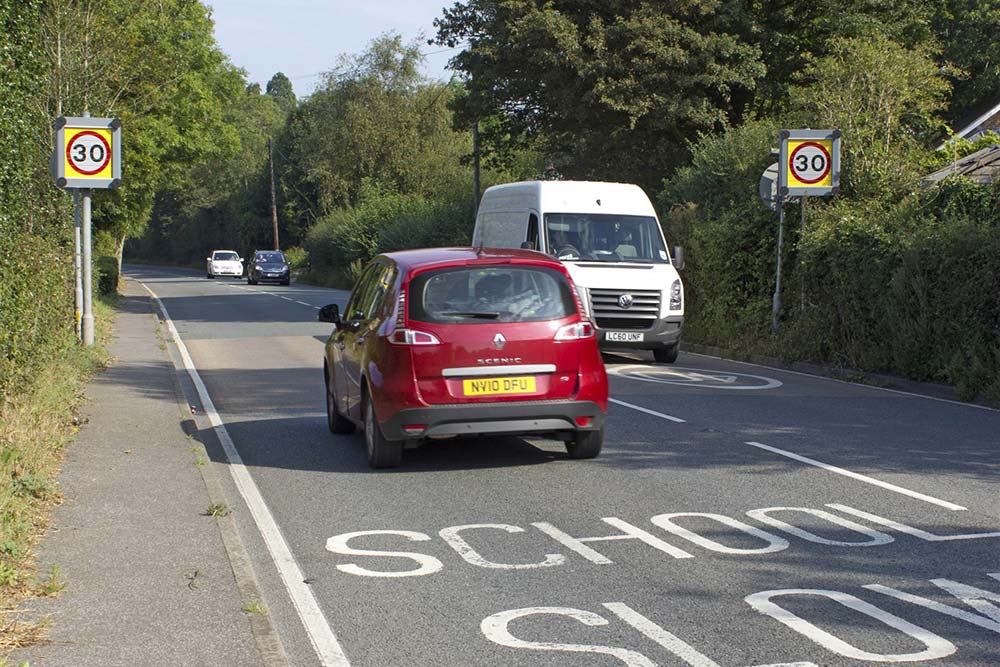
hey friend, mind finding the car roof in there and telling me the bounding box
[378,247,569,276]
[212,249,238,254]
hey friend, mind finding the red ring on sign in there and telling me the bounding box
[789,141,831,185]
[66,130,112,176]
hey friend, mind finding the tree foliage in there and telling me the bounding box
[434,0,765,192]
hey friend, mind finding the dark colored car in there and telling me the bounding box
[247,250,290,285]
[318,247,609,468]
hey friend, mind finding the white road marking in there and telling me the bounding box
[139,281,351,667]
[609,365,782,390]
[281,296,295,301]
[745,441,967,511]
[296,300,312,306]
[687,351,1000,413]
[603,602,723,667]
[746,589,956,662]
[609,397,686,423]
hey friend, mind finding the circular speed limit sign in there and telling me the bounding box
[65,130,112,176]
[788,141,831,185]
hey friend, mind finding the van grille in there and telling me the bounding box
[588,288,660,330]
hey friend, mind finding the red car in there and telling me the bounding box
[319,247,609,468]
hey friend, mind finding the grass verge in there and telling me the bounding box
[0,295,115,654]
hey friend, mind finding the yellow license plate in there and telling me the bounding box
[463,376,536,396]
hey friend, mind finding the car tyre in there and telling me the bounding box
[325,367,354,434]
[566,426,603,459]
[248,276,257,285]
[207,273,214,279]
[364,393,402,468]
[653,344,679,364]
[281,278,290,286]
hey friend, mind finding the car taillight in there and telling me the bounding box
[389,329,440,345]
[555,321,595,340]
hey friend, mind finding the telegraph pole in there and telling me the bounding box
[268,137,279,250]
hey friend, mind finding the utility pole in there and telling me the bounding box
[472,120,481,215]
[268,137,279,250]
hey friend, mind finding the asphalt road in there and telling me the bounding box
[127,264,1000,667]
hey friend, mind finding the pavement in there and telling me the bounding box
[10,279,279,667]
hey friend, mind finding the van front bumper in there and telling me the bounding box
[381,400,606,441]
[597,315,683,350]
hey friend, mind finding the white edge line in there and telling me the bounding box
[609,397,686,423]
[744,441,966,512]
[686,351,999,414]
[139,281,351,666]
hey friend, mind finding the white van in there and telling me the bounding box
[472,181,684,363]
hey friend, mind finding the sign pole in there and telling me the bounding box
[771,197,785,333]
[74,190,83,340]
[799,194,807,313]
[81,188,94,346]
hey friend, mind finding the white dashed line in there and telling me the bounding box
[609,398,686,423]
[745,441,967,511]
[296,301,312,306]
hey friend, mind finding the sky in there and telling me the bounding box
[205,1,461,98]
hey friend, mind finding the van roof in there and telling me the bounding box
[379,247,569,276]
[481,180,657,217]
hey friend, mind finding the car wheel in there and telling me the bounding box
[566,426,603,459]
[325,367,354,434]
[653,344,679,364]
[207,273,214,279]
[363,393,402,468]
[281,279,290,286]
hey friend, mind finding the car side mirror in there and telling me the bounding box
[672,246,685,271]
[206,257,211,261]
[239,258,244,262]
[318,304,341,325]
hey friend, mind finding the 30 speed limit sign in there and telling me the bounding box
[51,116,122,189]
[778,129,840,197]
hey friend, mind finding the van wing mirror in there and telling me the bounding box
[672,246,685,271]
[318,304,341,324]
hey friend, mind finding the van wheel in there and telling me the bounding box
[566,426,603,459]
[325,367,354,434]
[364,394,402,468]
[653,344,679,364]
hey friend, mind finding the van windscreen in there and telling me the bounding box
[408,266,576,324]
[544,213,668,263]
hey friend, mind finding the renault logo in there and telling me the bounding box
[618,294,634,309]
[493,333,506,350]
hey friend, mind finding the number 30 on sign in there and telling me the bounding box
[51,116,122,190]
[778,129,840,198]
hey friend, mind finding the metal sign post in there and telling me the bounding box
[74,190,83,339]
[51,115,122,346]
[769,129,841,332]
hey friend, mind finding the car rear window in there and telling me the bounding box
[408,266,576,324]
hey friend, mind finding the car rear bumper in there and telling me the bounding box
[597,315,682,350]
[381,400,606,441]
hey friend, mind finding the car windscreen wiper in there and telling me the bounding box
[439,311,501,319]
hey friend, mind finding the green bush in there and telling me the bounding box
[94,256,120,296]
[283,245,308,270]
[304,186,475,287]
[659,123,1000,402]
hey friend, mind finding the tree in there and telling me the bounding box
[434,0,765,192]
[266,71,296,113]
[789,35,952,198]
[279,33,471,215]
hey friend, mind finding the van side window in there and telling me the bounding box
[525,214,538,250]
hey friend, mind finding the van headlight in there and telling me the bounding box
[669,279,682,310]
